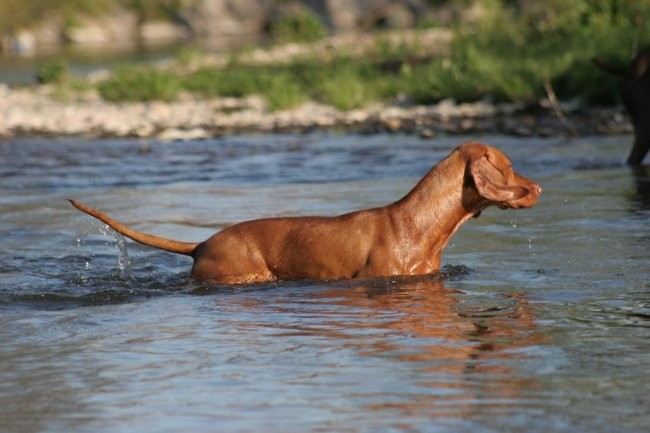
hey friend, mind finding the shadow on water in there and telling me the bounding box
[570,144,650,214]
[630,165,650,213]
[1,267,192,311]
[3,257,470,310]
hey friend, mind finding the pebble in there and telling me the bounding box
[0,85,633,139]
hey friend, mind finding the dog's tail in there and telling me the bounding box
[69,200,198,256]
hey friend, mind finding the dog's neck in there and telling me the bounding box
[390,153,480,256]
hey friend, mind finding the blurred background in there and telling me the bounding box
[1,0,649,107]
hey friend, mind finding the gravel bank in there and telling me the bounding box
[0,83,631,140]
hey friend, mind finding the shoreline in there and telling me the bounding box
[0,84,632,141]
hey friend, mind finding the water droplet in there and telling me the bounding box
[528,238,535,256]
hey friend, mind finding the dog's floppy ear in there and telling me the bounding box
[470,155,529,203]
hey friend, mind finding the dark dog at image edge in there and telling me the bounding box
[594,47,650,165]
[70,141,542,284]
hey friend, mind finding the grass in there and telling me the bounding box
[35,59,69,85]
[131,56,396,111]
[270,9,327,45]
[264,74,307,111]
[35,1,650,111]
[98,65,180,102]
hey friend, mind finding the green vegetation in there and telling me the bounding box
[181,66,308,110]
[270,9,327,45]
[417,0,650,106]
[22,1,650,111]
[98,65,180,102]
[180,57,397,111]
[35,59,69,85]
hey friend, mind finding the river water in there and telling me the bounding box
[1,133,648,433]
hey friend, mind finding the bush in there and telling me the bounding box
[424,0,650,105]
[403,60,482,104]
[98,66,180,102]
[271,9,326,45]
[184,67,270,97]
[315,63,380,110]
[181,67,222,97]
[183,66,306,111]
[35,58,69,84]
[263,73,307,111]
[288,57,390,110]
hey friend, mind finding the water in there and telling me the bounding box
[0,43,183,86]
[0,36,263,86]
[0,133,648,433]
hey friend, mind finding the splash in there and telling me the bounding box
[99,224,133,279]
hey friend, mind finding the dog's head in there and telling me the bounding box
[458,142,542,215]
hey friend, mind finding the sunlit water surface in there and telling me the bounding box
[1,134,648,433]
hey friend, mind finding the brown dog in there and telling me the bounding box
[70,141,541,284]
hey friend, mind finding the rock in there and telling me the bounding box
[419,127,434,139]
[324,0,363,31]
[30,19,65,51]
[64,9,138,46]
[190,0,271,37]
[2,31,36,55]
[1,1,465,54]
[158,127,209,141]
[0,82,633,139]
[140,22,190,44]
[383,3,417,29]
[384,117,402,131]
[324,0,420,31]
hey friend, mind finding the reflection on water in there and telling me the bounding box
[0,275,547,433]
[0,134,649,433]
[294,276,545,418]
